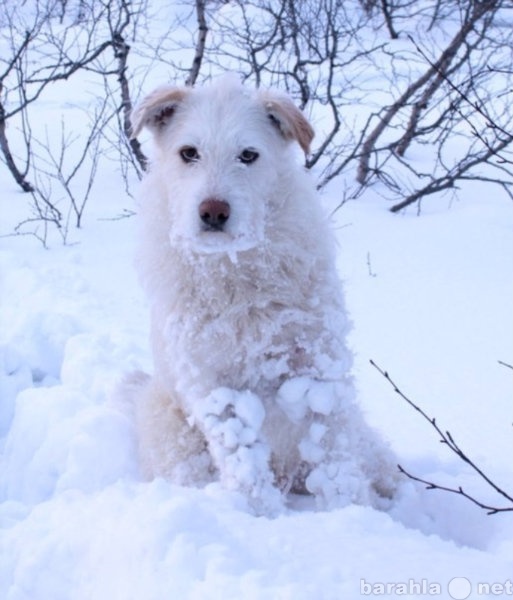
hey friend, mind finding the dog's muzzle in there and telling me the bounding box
[199,198,231,232]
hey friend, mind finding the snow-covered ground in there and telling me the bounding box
[1,167,512,598]
[1,5,512,599]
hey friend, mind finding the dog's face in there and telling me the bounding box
[131,78,314,254]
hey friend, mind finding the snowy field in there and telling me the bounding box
[1,158,512,599]
[1,5,513,600]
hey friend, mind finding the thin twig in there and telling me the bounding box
[370,359,513,515]
[498,360,513,371]
[397,465,512,516]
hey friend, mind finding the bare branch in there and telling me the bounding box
[397,466,513,516]
[357,1,502,185]
[107,0,148,171]
[185,0,208,87]
[370,360,513,515]
[498,360,513,371]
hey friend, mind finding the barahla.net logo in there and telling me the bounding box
[360,577,513,597]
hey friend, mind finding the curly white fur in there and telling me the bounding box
[130,76,399,514]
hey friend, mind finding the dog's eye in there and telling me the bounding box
[180,146,200,163]
[238,149,259,165]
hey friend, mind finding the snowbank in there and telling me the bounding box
[1,185,512,599]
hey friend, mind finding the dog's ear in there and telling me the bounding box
[260,92,314,155]
[130,86,189,139]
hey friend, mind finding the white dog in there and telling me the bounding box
[129,76,398,514]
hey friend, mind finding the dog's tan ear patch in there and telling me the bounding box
[130,86,190,139]
[261,92,314,155]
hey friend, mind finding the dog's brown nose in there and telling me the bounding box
[199,198,230,231]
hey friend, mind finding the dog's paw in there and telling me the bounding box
[304,447,400,511]
[276,376,354,423]
[224,442,284,516]
[305,461,370,509]
[196,387,265,450]
[193,387,284,516]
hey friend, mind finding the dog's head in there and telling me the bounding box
[131,76,314,254]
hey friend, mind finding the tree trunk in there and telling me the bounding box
[0,103,34,192]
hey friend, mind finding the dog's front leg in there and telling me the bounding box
[277,376,399,510]
[191,387,283,515]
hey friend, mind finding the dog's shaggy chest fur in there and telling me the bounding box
[129,77,398,513]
